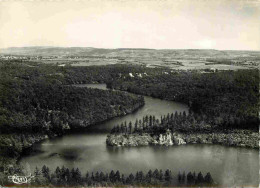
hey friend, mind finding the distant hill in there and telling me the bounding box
[0,46,259,59]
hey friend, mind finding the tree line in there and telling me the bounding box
[110,110,234,135]
[1,165,215,186]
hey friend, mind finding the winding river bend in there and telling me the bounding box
[20,84,258,186]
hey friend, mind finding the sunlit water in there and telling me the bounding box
[19,84,259,186]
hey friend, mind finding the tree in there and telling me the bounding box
[75,168,82,183]
[95,171,100,182]
[149,115,153,126]
[65,168,70,182]
[164,169,172,181]
[148,170,152,178]
[121,174,126,184]
[129,121,132,133]
[182,171,186,182]
[134,119,138,132]
[91,172,95,181]
[187,172,193,184]
[42,165,50,179]
[70,168,75,182]
[204,172,213,184]
[115,170,121,182]
[166,113,170,122]
[124,124,127,134]
[116,125,120,133]
[183,111,187,117]
[60,166,66,181]
[34,166,41,177]
[135,171,143,182]
[138,119,142,127]
[175,111,178,119]
[99,172,105,182]
[145,115,149,123]
[126,173,134,184]
[120,123,124,133]
[196,172,204,184]
[178,171,182,182]
[159,170,163,181]
[85,172,89,181]
[153,169,159,179]
[109,170,115,182]
[193,171,196,182]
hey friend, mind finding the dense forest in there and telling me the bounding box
[107,68,259,130]
[1,165,215,187]
[40,63,259,131]
[41,62,258,130]
[5,60,258,130]
[0,60,144,160]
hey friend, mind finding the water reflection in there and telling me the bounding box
[19,84,259,186]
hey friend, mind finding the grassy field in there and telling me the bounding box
[1,47,259,70]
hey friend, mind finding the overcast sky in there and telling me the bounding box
[0,0,259,50]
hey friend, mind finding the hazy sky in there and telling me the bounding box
[0,0,259,50]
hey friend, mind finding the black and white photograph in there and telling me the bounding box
[0,0,259,187]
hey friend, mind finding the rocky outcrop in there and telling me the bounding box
[106,133,154,146]
[106,130,187,147]
[172,133,186,145]
[106,129,258,148]
[158,130,173,145]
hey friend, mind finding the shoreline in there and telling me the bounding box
[0,100,145,168]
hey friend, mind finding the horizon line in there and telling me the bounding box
[1,46,260,52]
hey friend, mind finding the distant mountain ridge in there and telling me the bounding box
[0,46,259,57]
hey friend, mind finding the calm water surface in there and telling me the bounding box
[20,84,259,186]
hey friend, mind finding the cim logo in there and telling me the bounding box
[8,174,34,184]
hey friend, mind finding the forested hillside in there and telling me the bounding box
[1,60,258,132]
[0,61,144,160]
[107,69,259,130]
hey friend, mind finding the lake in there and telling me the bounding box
[19,84,259,186]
